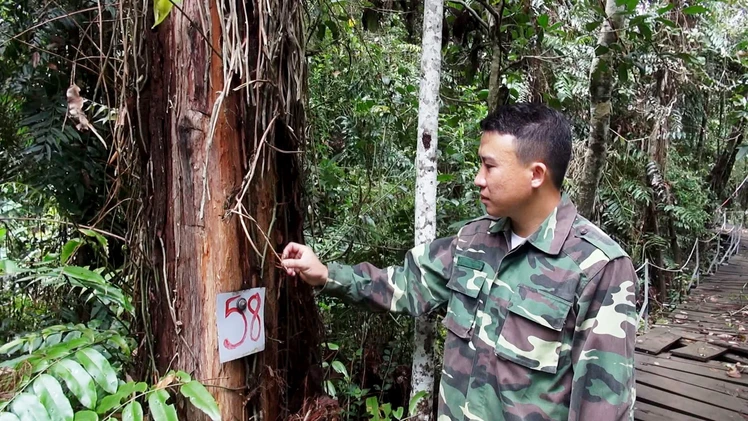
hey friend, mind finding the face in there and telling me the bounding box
[474,132,543,218]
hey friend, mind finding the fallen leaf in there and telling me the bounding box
[156,372,176,389]
[728,365,742,378]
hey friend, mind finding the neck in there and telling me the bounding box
[509,190,562,237]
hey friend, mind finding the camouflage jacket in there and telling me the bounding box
[322,195,638,421]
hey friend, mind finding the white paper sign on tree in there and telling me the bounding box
[216,287,265,363]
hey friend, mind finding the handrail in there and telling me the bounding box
[635,208,744,333]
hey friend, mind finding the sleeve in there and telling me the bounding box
[319,235,457,317]
[569,256,638,421]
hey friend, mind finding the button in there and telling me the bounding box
[580,228,588,235]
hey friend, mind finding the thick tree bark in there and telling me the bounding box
[143,0,321,419]
[411,0,442,418]
[576,0,624,218]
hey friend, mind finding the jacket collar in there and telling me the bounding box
[488,193,577,255]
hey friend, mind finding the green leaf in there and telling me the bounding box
[618,62,629,83]
[392,407,404,420]
[0,338,24,355]
[683,5,708,15]
[33,374,74,421]
[657,3,674,14]
[147,390,177,421]
[73,411,97,421]
[79,230,108,254]
[96,382,147,414]
[323,343,339,351]
[323,380,336,398]
[585,21,601,32]
[594,45,610,56]
[537,14,548,28]
[365,397,380,421]
[331,361,348,379]
[175,370,191,383]
[51,359,97,409]
[62,266,105,284]
[10,393,51,421]
[180,381,221,421]
[75,348,118,394]
[61,239,83,264]
[737,145,748,161]
[152,0,175,28]
[122,402,143,421]
[408,390,428,416]
[0,260,21,275]
[0,413,21,421]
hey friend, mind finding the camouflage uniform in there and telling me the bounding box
[321,195,637,421]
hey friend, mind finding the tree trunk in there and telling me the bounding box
[411,0,442,418]
[486,2,507,113]
[143,0,321,419]
[576,0,624,218]
[709,122,745,199]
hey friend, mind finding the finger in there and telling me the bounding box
[281,258,305,270]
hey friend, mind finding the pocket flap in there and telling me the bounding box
[446,256,487,298]
[507,285,572,331]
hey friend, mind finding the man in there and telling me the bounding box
[282,103,637,421]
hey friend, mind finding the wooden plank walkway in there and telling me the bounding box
[634,230,748,421]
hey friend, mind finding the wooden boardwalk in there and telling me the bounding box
[634,231,748,421]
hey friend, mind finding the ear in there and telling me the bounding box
[529,162,547,189]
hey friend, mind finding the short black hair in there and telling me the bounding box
[479,103,572,190]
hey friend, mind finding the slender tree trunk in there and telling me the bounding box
[143,0,321,419]
[411,0,442,418]
[709,122,746,199]
[695,94,709,168]
[576,0,624,218]
[486,1,506,113]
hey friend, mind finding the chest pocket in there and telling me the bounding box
[495,285,572,374]
[442,255,487,339]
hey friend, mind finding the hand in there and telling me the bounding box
[281,242,329,287]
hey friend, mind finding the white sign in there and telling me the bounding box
[216,287,265,363]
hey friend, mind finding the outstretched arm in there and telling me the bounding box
[281,237,456,316]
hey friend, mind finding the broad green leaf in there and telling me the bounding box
[79,230,108,254]
[96,382,146,414]
[0,413,21,421]
[175,370,191,382]
[180,381,221,421]
[147,390,177,421]
[323,380,336,398]
[365,397,380,421]
[51,359,97,409]
[392,407,404,420]
[33,374,74,421]
[75,348,118,394]
[122,402,143,421]
[44,333,63,348]
[43,337,94,361]
[73,411,97,421]
[737,145,748,161]
[331,361,348,379]
[62,266,105,284]
[0,338,24,355]
[10,393,51,421]
[0,259,21,275]
[408,390,428,416]
[585,21,601,32]
[61,239,83,264]
[63,331,82,342]
[0,227,6,242]
[152,0,175,28]
[537,14,548,28]
[683,5,708,15]
[323,343,339,351]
